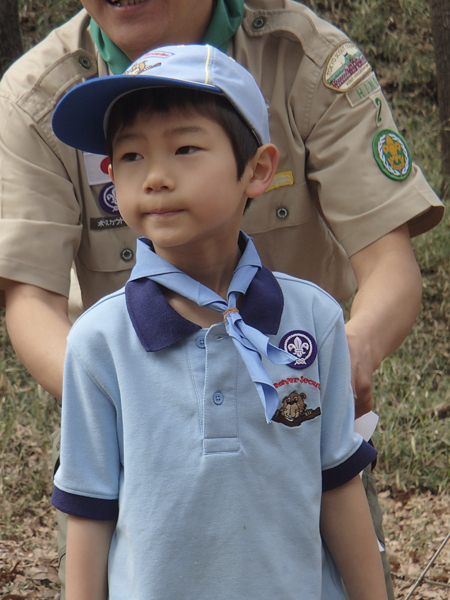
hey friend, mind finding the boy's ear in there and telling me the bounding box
[108,163,115,184]
[244,143,279,199]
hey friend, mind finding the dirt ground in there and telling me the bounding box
[1,485,449,599]
[380,491,450,599]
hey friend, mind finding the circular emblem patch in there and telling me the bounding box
[324,42,372,92]
[279,330,317,370]
[99,183,119,214]
[372,129,411,181]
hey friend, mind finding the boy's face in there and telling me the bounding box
[81,0,214,61]
[109,107,254,262]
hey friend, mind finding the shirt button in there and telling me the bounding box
[252,16,266,30]
[79,56,92,70]
[120,248,134,262]
[276,207,289,219]
[213,392,224,405]
[196,336,206,349]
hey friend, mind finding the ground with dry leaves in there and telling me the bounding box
[381,492,450,599]
[0,498,59,599]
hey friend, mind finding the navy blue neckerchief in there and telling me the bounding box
[125,251,284,353]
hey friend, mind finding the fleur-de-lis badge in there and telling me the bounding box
[279,330,317,370]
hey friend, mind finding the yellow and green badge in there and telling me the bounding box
[372,129,412,181]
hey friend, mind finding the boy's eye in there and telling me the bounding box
[175,146,199,155]
[122,152,143,162]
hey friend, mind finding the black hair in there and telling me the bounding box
[105,87,260,182]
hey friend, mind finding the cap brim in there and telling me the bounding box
[52,75,222,156]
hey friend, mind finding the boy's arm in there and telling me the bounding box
[320,475,388,600]
[66,515,115,600]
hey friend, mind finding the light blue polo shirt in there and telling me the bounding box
[53,237,376,599]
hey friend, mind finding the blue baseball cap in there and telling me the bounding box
[52,44,270,155]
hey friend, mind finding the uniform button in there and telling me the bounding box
[79,56,92,70]
[276,207,289,219]
[196,336,206,349]
[213,392,224,405]
[120,248,134,262]
[252,16,266,29]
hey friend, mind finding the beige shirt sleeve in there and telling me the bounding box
[305,71,443,257]
[0,94,81,298]
[0,11,137,310]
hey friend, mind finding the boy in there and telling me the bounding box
[52,44,387,600]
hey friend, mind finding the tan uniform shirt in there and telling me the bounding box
[0,1,443,311]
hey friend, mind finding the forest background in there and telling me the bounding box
[0,0,449,598]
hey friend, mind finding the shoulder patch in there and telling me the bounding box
[372,129,412,181]
[324,42,371,92]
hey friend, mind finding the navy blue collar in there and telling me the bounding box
[125,264,284,352]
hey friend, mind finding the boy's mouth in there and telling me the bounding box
[106,0,148,7]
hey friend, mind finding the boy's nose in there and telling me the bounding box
[144,165,174,192]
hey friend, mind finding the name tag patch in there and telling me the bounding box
[90,216,127,230]
[346,74,381,107]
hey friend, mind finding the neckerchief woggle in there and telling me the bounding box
[129,233,295,423]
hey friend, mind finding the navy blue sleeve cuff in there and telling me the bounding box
[322,440,377,492]
[52,486,119,521]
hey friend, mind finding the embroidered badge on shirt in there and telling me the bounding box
[90,216,127,230]
[324,42,372,92]
[266,171,294,192]
[272,391,321,428]
[373,96,383,126]
[372,129,412,181]
[99,182,119,214]
[345,74,380,107]
[279,330,317,370]
[83,152,111,186]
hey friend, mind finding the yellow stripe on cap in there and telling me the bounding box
[205,45,212,84]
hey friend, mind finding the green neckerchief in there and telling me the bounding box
[90,0,244,75]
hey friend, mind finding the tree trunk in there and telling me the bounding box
[0,0,22,79]
[430,0,450,191]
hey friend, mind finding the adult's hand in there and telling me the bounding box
[346,224,422,418]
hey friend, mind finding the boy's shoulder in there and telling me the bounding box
[272,270,342,311]
[68,286,128,343]
[271,270,345,343]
